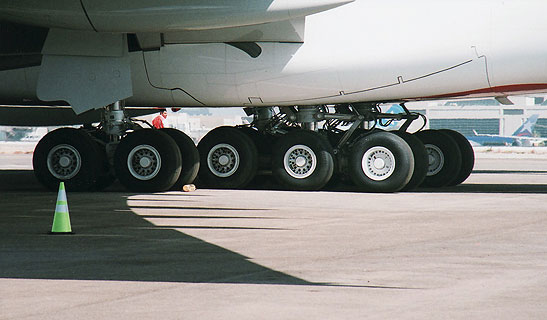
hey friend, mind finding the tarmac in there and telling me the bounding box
[1,146,547,319]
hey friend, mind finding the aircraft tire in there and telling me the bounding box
[237,126,275,171]
[415,130,462,188]
[90,139,116,191]
[439,129,474,186]
[236,126,276,188]
[160,128,200,190]
[33,128,104,191]
[272,130,334,191]
[114,129,182,192]
[348,131,414,193]
[197,126,258,189]
[394,132,428,191]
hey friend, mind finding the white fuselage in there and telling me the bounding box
[2,0,547,109]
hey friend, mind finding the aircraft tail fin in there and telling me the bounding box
[513,114,539,137]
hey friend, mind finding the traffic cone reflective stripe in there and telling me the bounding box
[51,182,73,234]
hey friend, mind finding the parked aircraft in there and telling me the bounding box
[467,115,546,146]
[1,0,546,193]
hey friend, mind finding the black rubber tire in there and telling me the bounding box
[33,128,103,192]
[91,140,116,191]
[348,131,414,193]
[114,129,182,192]
[415,130,462,188]
[272,130,334,191]
[439,129,475,186]
[394,132,428,191]
[197,126,258,189]
[161,128,200,190]
[237,126,275,170]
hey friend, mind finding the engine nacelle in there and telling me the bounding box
[0,0,353,32]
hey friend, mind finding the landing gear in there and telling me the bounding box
[161,128,200,190]
[32,101,199,193]
[32,101,473,193]
[99,103,200,192]
[33,128,109,191]
[415,130,462,188]
[224,104,424,192]
[348,131,414,192]
[439,129,474,186]
[197,126,258,188]
[272,130,334,190]
[229,103,474,192]
[394,132,428,191]
[114,129,182,192]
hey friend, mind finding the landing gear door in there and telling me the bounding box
[143,43,238,106]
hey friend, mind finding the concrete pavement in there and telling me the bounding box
[1,154,547,319]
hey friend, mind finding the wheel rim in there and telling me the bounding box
[207,143,240,178]
[424,144,444,176]
[127,144,161,181]
[361,146,395,181]
[284,144,317,179]
[47,144,82,180]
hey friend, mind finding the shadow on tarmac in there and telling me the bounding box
[1,169,545,288]
[245,171,547,194]
[0,184,310,285]
[0,170,411,289]
[417,184,547,194]
[416,170,547,194]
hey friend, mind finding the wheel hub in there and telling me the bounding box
[424,144,444,176]
[218,155,230,166]
[362,146,395,181]
[284,145,317,179]
[59,156,71,168]
[208,144,240,178]
[295,156,307,167]
[373,158,386,170]
[139,157,152,168]
[127,144,161,181]
[47,144,82,180]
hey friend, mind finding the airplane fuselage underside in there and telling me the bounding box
[1,0,547,112]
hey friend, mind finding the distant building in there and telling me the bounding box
[402,96,547,140]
